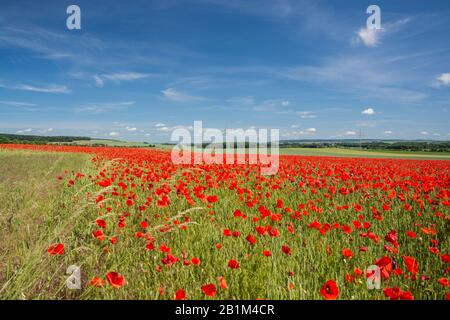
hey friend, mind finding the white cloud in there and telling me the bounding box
[70,72,150,87]
[126,126,137,131]
[420,131,428,135]
[109,132,120,137]
[305,128,316,133]
[298,111,317,119]
[291,125,298,128]
[0,82,70,93]
[101,72,150,82]
[281,100,290,106]
[155,123,166,127]
[156,126,170,132]
[356,28,380,47]
[0,100,37,107]
[93,75,104,87]
[161,88,205,102]
[361,107,375,115]
[384,130,393,134]
[437,73,450,86]
[74,101,135,114]
[16,128,32,134]
[353,18,411,47]
[345,131,357,136]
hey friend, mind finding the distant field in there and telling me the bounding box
[68,139,151,147]
[47,140,450,160]
[280,147,450,160]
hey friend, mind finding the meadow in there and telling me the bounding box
[0,144,449,300]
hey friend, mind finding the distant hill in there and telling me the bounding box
[279,139,450,152]
[0,133,90,144]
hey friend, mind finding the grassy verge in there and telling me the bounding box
[0,150,90,299]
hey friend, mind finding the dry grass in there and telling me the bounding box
[0,150,89,298]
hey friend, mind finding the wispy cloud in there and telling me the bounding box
[70,72,151,87]
[0,100,37,107]
[74,101,136,114]
[161,88,206,102]
[352,18,411,47]
[99,72,151,85]
[298,111,317,119]
[0,82,70,93]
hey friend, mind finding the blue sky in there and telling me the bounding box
[0,0,449,142]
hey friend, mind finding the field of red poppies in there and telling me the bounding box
[0,144,449,300]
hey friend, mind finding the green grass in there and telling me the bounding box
[280,147,450,160]
[0,149,90,298]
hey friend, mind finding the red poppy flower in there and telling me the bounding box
[228,259,240,269]
[191,257,201,266]
[92,230,106,241]
[161,253,179,266]
[384,287,414,300]
[201,283,217,297]
[207,195,218,203]
[140,221,149,229]
[232,231,240,237]
[217,276,228,289]
[246,234,257,245]
[89,277,105,287]
[438,278,449,287]
[405,231,417,239]
[375,256,393,279]
[385,230,399,248]
[263,250,272,257]
[97,179,111,187]
[441,254,450,263]
[282,245,291,256]
[96,219,107,228]
[106,272,126,288]
[47,243,65,255]
[320,280,339,300]
[342,248,353,259]
[402,255,419,275]
[175,289,186,300]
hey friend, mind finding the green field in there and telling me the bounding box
[280,147,450,160]
[69,139,152,147]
